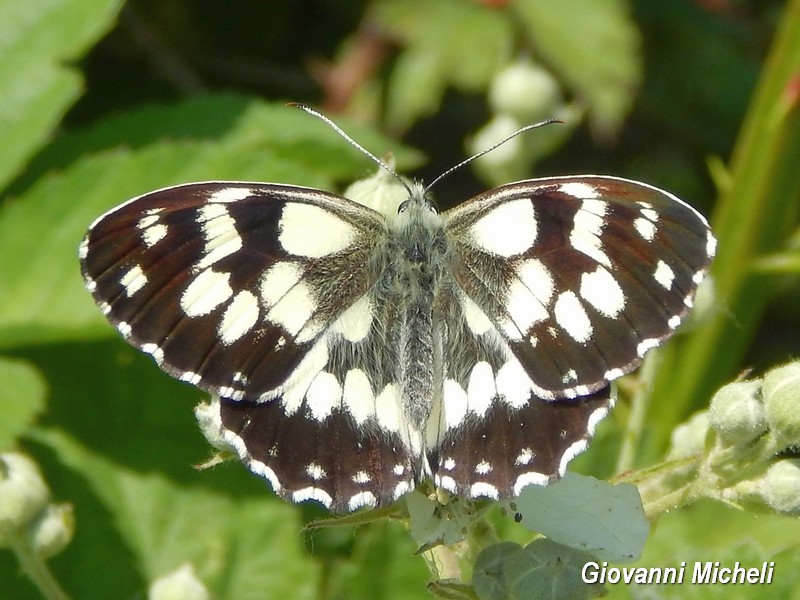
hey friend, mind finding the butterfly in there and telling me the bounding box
[80,105,715,513]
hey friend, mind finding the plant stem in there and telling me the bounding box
[12,540,71,600]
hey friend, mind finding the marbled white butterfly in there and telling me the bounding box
[79,105,715,513]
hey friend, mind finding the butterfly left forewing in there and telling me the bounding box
[80,181,387,402]
[443,175,715,399]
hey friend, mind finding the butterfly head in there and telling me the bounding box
[398,181,439,216]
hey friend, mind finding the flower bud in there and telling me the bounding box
[473,114,526,165]
[343,161,409,215]
[760,459,800,515]
[708,380,767,445]
[762,362,800,448]
[0,453,50,545]
[667,411,709,459]
[149,563,210,600]
[27,503,74,558]
[489,62,562,121]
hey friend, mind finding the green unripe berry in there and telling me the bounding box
[0,453,50,545]
[762,362,800,448]
[761,459,800,515]
[27,503,74,558]
[708,380,767,445]
[489,62,562,121]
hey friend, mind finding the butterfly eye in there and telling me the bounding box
[397,200,410,213]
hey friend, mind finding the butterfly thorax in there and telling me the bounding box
[381,187,448,452]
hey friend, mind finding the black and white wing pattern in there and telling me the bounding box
[425,175,715,499]
[81,182,425,512]
[80,171,715,513]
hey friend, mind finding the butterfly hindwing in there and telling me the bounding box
[428,285,613,500]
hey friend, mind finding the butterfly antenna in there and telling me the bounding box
[287,102,413,197]
[424,119,562,193]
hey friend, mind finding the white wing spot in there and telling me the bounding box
[517,258,554,306]
[470,482,499,499]
[513,472,549,495]
[120,264,148,297]
[505,271,549,333]
[640,207,659,222]
[570,200,610,267]
[654,260,675,289]
[267,280,316,338]
[559,181,599,199]
[196,204,243,270]
[279,203,356,258]
[218,290,259,345]
[393,481,412,500]
[437,475,457,493]
[181,268,233,317]
[467,361,496,418]
[443,379,468,430]
[554,291,593,343]
[393,464,406,476]
[292,487,333,507]
[306,462,326,481]
[348,491,377,511]
[707,231,717,258]
[330,295,373,342]
[515,448,534,466]
[375,383,401,432]
[180,371,201,384]
[634,217,657,241]
[306,371,342,421]
[579,266,625,317]
[461,293,493,336]
[141,343,164,365]
[342,368,375,425]
[637,337,660,356]
[142,224,168,247]
[279,342,328,413]
[469,198,537,257]
[496,359,533,408]
[260,262,304,306]
[117,321,132,337]
[475,460,493,475]
[352,471,371,484]
[443,458,456,471]
[209,187,253,203]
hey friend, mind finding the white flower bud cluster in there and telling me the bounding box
[704,363,800,515]
[470,60,579,184]
[0,452,74,558]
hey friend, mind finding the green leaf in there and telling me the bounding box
[0,358,46,450]
[0,97,418,348]
[32,427,320,599]
[0,0,124,191]
[376,0,510,131]
[513,0,641,138]
[513,473,649,563]
[473,539,605,600]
